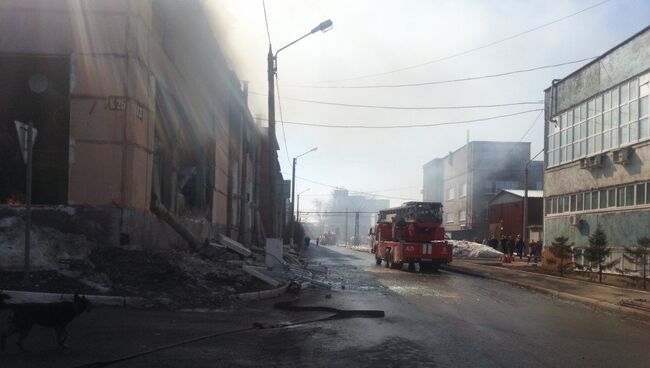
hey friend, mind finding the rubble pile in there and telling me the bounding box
[0,216,96,271]
[0,216,273,306]
[450,240,503,259]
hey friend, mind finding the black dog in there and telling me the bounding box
[1,293,91,352]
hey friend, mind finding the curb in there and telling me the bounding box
[442,265,650,322]
[492,266,650,295]
[237,284,288,302]
[1,290,170,308]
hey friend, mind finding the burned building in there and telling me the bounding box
[0,1,287,252]
[423,141,543,240]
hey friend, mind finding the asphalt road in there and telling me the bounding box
[3,245,650,367]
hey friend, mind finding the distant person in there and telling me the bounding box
[499,236,507,254]
[316,237,320,246]
[507,235,515,258]
[516,235,525,260]
[526,240,537,263]
[304,236,311,249]
[488,235,498,249]
[534,239,543,264]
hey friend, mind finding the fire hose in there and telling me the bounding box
[73,301,385,368]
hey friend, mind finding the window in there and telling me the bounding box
[599,189,607,209]
[460,183,467,198]
[447,187,455,200]
[608,188,616,207]
[576,193,583,211]
[547,73,650,167]
[591,191,599,210]
[459,210,466,222]
[617,186,625,207]
[446,213,455,223]
[626,185,635,206]
[546,198,553,215]
[636,183,646,205]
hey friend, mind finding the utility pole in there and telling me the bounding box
[354,211,360,245]
[345,208,348,245]
[290,157,296,245]
[23,122,34,286]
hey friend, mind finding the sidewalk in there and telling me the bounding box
[444,259,650,321]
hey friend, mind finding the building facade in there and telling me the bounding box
[488,189,544,242]
[544,26,650,252]
[0,0,287,250]
[423,141,543,240]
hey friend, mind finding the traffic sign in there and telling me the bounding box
[14,120,38,164]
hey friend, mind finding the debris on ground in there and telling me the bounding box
[449,240,503,259]
[0,216,278,307]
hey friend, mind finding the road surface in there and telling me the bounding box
[3,245,650,367]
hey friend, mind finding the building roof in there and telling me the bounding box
[500,189,544,198]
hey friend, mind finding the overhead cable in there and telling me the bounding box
[261,109,542,129]
[294,57,596,89]
[311,0,612,83]
[248,91,543,110]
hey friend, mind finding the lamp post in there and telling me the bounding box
[290,147,317,247]
[296,188,311,223]
[266,19,332,240]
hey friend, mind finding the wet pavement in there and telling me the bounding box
[3,245,650,367]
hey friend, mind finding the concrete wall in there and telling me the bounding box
[548,26,650,116]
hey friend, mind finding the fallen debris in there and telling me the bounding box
[218,234,252,257]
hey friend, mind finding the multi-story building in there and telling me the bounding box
[423,141,543,240]
[544,26,650,252]
[322,189,390,244]
[0,0,287,253]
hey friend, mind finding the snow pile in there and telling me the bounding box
[450,240,503,259]
[0,216,96,271]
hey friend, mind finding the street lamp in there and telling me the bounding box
[296,188,311,223]
[265,20,332,239]
[290,147,318,246]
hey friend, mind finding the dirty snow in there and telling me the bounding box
[450,240,503,259]
[0,216,96,271]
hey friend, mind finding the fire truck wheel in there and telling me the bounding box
[407,262,415,272]
[375,257,382,265]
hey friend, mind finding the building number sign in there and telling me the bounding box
[107,96,127,111]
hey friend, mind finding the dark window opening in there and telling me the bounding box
[0,54,70,205]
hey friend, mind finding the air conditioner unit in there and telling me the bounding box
[587,154,604,169]
[568,215,580,226]
[579,158,588,169]
[613,148,632,165]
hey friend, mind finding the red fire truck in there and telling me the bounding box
[371,201,452,272]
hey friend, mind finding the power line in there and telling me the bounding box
[286,174,419,201]
[261,0,272,45]
[275,74,291,164]
[312,0,612,83]
[248,91,543,110]
[261,109,542,129]
[294,57,596,89]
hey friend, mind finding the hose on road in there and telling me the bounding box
[73,302,385,368]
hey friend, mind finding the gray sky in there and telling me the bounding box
[206,0,650,210]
